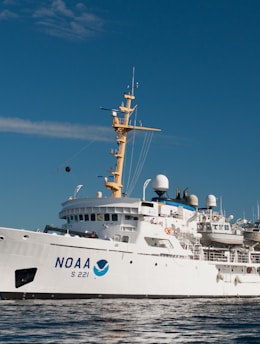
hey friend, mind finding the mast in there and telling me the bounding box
[105,76,161,198]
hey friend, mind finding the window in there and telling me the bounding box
[84,214,89,221]
[112,214,118,221]
[144,237,173,249]
[121,226,135,232]
[91,213,96,221]
[125,215,138,220]
[79,214,83,222]
[206,223,211,231]
[122,236,129,243]
[104,213,110,221]
[141,202,154,207]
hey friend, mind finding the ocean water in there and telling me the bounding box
[0,298,259,343]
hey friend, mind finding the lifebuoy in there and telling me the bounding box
[165,227,172,235]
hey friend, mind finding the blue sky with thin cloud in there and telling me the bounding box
[0,0,260,229]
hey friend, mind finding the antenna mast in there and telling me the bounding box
[131,66,135,96]
[104,70,161,198]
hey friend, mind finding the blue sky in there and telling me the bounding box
[0,0,260,229]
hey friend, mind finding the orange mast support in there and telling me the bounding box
[105,92,160,198]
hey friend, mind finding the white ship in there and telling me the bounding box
[1,76,260,300]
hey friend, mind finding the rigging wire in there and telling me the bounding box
[55,140,96,190]
[124,109,138,193]
[126,131,154,196]
[56,140,95,172]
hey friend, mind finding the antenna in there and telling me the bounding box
[131,66,135,96]
[219,196,223,215]
[128,67,138,97]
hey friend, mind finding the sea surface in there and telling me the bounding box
[0,298,259,343]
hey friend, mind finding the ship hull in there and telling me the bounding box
[200,233,244,246]
[244,231,260,243]
[1,227,260,300]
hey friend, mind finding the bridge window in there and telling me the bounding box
[141,202,154,207]
[112,214,118,221]
[125,215,138,220]
[145,237,173,249]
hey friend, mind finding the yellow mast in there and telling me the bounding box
[105,88,161,198]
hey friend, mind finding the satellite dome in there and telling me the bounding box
[188,194,198,207]
[152,174,169,197]
[206,194,217,208]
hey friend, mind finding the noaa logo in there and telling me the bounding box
[93,259,109,277]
